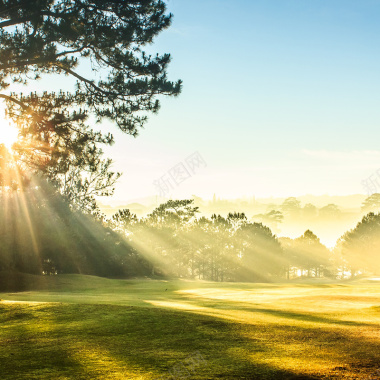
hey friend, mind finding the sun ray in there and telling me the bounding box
[11,158,40,259]
[0,103,19,149]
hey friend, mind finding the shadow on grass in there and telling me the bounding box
[174,291,379,328]
[1,302,379,379]
[240,306,376,327]
[0,304,85,379]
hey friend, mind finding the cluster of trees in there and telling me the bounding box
[279,231,332,279]
[1,180,380,281]
[109,201,285,282]
[251,197,344,232]
[336,211,380,277]
[278,197,342,219]
[107,198,380,281]
[0,167,150,277]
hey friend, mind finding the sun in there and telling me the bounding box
[0,119,18,150]
[0,103,19,150]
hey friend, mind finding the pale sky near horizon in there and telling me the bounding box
[3,0,380,204]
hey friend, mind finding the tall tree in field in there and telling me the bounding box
[146,200,199,277]
[293,230,331,278]
[0,0,181,210]
[339,212,380,277]
[235,222,284,282]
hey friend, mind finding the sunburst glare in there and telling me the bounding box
[0,105,18,149]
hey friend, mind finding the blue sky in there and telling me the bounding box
[98,0,380,203]
[4,0,380,203]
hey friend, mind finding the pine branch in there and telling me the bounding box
[0,93,28,109]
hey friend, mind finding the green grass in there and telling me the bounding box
[1,275,380,379]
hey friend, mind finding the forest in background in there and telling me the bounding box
[1,155,380,284]
[100,193,370,248]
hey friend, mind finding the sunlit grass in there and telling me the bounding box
[1,276,380,379]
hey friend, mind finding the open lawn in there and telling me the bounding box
[0,275,380,379]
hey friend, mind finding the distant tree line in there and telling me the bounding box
[107,198,380,281]
[109,201,284,282]
[1,168,380,282]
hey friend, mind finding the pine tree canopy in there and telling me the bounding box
[0,0,181,207]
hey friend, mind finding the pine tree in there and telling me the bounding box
[0,0,181,210]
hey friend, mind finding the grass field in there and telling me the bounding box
[1,275,380,379]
